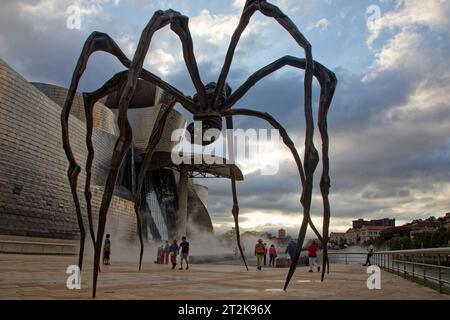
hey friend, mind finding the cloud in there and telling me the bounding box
[308,18,330,31]
[363,31,422,81]
[367,0,450,47]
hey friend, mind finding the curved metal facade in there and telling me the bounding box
[0,58,215,243]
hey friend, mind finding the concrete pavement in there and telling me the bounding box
[0,254,448,300]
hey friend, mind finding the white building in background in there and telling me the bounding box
[359,226,390,243]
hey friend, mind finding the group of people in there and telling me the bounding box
[157,237,190,270]
[254,240,279,270]
[254,239,321,272]
[102,234,191,270]
[103,233,341,274]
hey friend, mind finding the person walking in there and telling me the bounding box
[169,239,179,269]
[158,245,165,264]
[285,239,296,266]
[179,236,190,270]
[263,243,268,266]
[103,234,111,265]
[308,240,320,272]
[268,244,277,267]
[363,243,374,266]
[163,240,170,265]
[255,239,266,270]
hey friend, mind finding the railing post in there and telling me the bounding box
[403,255,406,278]
[423,254,426,282]
[438,254,442,294]
[389,253,392,272]
[345,253,348,265]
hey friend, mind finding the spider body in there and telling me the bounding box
[187,82,232,145]
[61,0,337,298]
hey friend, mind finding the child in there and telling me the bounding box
[103,234,111,265]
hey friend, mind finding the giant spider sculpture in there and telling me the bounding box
[61,0,337,298]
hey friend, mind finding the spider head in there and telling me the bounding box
[193,82,232,106]
[187,82,232,146]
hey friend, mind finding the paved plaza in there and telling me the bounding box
[0,254,448,300]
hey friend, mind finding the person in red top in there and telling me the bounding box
[308,240,320,273]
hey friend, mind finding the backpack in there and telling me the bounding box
[255,243,265,255]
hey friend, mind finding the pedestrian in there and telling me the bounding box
[268,244,277,267]
[255,239,266,270]
[263,243,268,266]
[179,236,190,270]
[285,239,296,265]
[164,240,170,265]
[308,240,320,272]
[103,234,111,265]
[363,243,374,266]
[169,239,179,269]
[155,245,164,264]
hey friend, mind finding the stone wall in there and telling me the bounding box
[0,59,137,241]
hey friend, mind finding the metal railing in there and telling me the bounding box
[372,247,450,294]
[326,251,367,265]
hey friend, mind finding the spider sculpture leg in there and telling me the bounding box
[221,56,337,287]
[133,99,177,271]
[212,1,314,133]
[223,110,321,275]
[225,117,249,271]
[81,72,129,275]
[84,73,178,275]
[91,90,133,298]
[63,26,198,283]
[123,9,206,110]
[316,68,337,279]
[91,9,209,298]
[61,32,132,271]
[82,72,128,247]
[212,1,316,287]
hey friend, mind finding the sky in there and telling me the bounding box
[1,0,449,237]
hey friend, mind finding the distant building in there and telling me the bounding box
[352,218,395,230]
[445,213,450,231]
[345,228,359,245]
[380,225,413,239]
[330,232,346,244]
[359,226,390,243]
[446,215,450,232]
[330,217,395,245]
[278,229,286,239]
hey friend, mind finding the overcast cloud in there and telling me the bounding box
[1,0,449,237]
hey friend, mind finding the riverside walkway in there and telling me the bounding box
[0,254,448,300]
